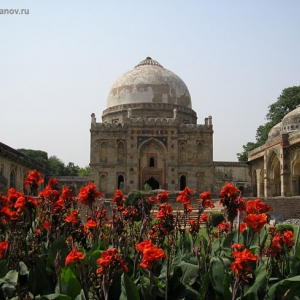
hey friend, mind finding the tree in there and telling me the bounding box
[64,162,80,176]
[78,165,90,176]
[237,86,300,162]
[17,149,48,167]
[47,156,65,177]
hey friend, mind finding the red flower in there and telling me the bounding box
[77,182,103,206]
[65,248,85,265]
[246,200,272,214]
[199,212,208,222]
[136,239,166,271]
[47,178,59,189]
[282,230,293,247]
[65,210,79,225]
[96,248,128,274]
[219,182,239,198]
[156,191,169,203]
[0,241,8,259]
[200,192,214,209]
[112,189,125,206]
[243,213,267,233]
[177,187,195,206]
[231,243,245,251]
[85,218,97,229]
[218,221,231,233]
[24,170,43,190]
[156,203,173,220]
[39,185,60,201]
[43,220,51,230]
[231,248,258,281]
[239,222,247,233]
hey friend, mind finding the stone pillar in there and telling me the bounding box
[128,108,132,118]
[173,108,177,119]
[280,135,290,196]
[256,169,262,197]
[264,151,269,197]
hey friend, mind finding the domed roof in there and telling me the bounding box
[282,105,300,132]
[268,122,282,140]
[106,57,191,109]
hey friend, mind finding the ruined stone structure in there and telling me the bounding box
[248,105,300,197]
[90,57,252,197]
[0,142,46,194]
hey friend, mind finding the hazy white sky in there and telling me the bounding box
[1,1,299,167]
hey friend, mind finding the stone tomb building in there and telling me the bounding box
[90,57,251,197]
[249,105,300,197]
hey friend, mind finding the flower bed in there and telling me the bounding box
[0,170,300,299]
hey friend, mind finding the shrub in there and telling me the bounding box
[124,190,143,207]
[209,211,225,227]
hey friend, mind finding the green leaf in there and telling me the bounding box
[180,261,199,285]
[88,250,101,273]
[39,294,72,300]
[29,256,55,295]
[275,275,300,300]
[60,267,81,299]
[199,272,210,300]
[209,257,231,295]
[223,273,232,300]
[47,237,68,268]
[120,272,140,300]
[0,260,8,278]
[243,264,267,299]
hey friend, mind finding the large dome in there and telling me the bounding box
[106,57,191,109]
[282,105,300,132]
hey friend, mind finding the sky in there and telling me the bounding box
[1,1,300,167]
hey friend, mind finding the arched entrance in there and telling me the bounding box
[145,176,159,190]
[138,139,166,190]
[267,152,281,196]
[180,175,186,190]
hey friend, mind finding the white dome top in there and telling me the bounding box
[106,57,191,109]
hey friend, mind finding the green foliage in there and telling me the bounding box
[237,86,300,162]
[209,212,225,227]
[124,190,143,207]
[276,224,295,233]
[144,183,152,191]
[78,165,90,176]
[17,149,48,167]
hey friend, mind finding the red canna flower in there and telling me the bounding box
[84,218,97,229]
[239,222,247,233]
[200,191,215,209]
[24,170,44,190]
[0,240,8,259]
[177,187,195,206]
[65,248,85,266]
[199,212,208,222]
[47,178,59,189]
[218,221,231,233]
[77,182,103,206]
[282,230,293,247]
[243,213,267,233]
[136,239,166,271]
[219,182,240,198]
[96,248,128,274]
[43,220,51,230]
[112,189,125,206]
[156,191,169,203]
[156,203,173,220]
[231,248,258,281]
[39,185,60,201]
[246,199,272,214]
[65,210,79,225]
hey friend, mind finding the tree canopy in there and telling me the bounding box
[17,149,90,178]
[237,86,300,162]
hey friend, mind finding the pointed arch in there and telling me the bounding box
[180,174,186,191]
[99,173,107,194]
[179,141,187,161]
[266,151,281,196]
[100,141,108,162]
[117,141,125,162]
[10,169,16,189]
